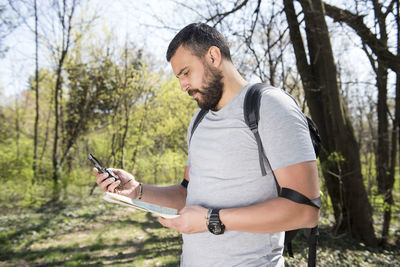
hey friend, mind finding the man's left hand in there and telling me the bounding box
[158,206,208,234]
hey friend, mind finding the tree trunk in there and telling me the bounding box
[52,63,62,198]
[284,0,377,247]
[385,57,399,245]
[51,1,76,199]
[39,106,52,162]
[110,111,118,166]
[15,98,20,162]
[371,0,393,245]
[120,103,130,169]
[382,0,400,245]
[376,59,392,244]
[33,0,39,181]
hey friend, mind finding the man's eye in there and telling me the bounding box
[184,71,189,76]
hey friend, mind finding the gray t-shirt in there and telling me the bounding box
[181,84,316,267]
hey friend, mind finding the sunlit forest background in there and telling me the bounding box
[0,0,399,266]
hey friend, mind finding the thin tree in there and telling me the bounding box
[33,0,39,181]
[52,0,77,199]
[384,0,400,245]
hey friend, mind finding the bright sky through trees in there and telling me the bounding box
[0,0,182,98]
[0,0,381,101]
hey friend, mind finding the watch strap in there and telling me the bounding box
[207,209,225,235]
[210,209,221,221]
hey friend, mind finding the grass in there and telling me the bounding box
[0,188,182,267]
[0,185,399,267]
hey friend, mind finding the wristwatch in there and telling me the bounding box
[207,209,225,235]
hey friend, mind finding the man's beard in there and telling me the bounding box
[188,63,224,111]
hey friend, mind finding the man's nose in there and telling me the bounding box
[179,79,189,92]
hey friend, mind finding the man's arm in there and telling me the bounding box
[159,161,319,234]
[95,166,190,211]
[220,160,319,232]
[138,182,187,211]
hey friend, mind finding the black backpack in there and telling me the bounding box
[190,83,322,267]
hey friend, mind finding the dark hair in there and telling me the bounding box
[166,23,232,62]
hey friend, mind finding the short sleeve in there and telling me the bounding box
[258,88,316,170]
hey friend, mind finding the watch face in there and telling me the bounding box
[208,221,225,235]
[213,225,223,234]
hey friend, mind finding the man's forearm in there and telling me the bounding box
[219,197,319,233]
[137,184,187,211]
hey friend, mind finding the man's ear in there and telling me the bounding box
[207,46,222,67]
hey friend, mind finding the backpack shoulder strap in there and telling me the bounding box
[244,83,264,128]
[189,109,208,143]
[307,226,319,267]
[244,83,270,177]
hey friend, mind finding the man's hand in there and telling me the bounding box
[94,168,140,199]
[158,206,208,234]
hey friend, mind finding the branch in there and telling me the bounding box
[7,0,33,32]
[169,0,206,19]
[323,1,400,72]
[384,0,397,17]
[361,42,378,74]
[206,0,249,26]
[245,0,261,45]
[283,0,313,87]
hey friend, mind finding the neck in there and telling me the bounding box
[216,61,248,110]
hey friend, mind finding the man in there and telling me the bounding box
[95,22,320,266]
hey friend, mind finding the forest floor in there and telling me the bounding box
[0,187,399,267]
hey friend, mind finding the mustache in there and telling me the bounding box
[188,89,204,96]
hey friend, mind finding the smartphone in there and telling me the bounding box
[88,153,119,181]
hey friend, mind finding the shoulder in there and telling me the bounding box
[256,86,315,170]
[259,86,297,109]
[258,86,306,123]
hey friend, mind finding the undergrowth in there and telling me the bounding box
[0,183,399,267]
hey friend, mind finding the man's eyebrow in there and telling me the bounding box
[176,66,189,78]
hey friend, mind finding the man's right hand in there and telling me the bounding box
[94,168,140,199]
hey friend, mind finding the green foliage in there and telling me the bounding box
[0,33,196,199]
